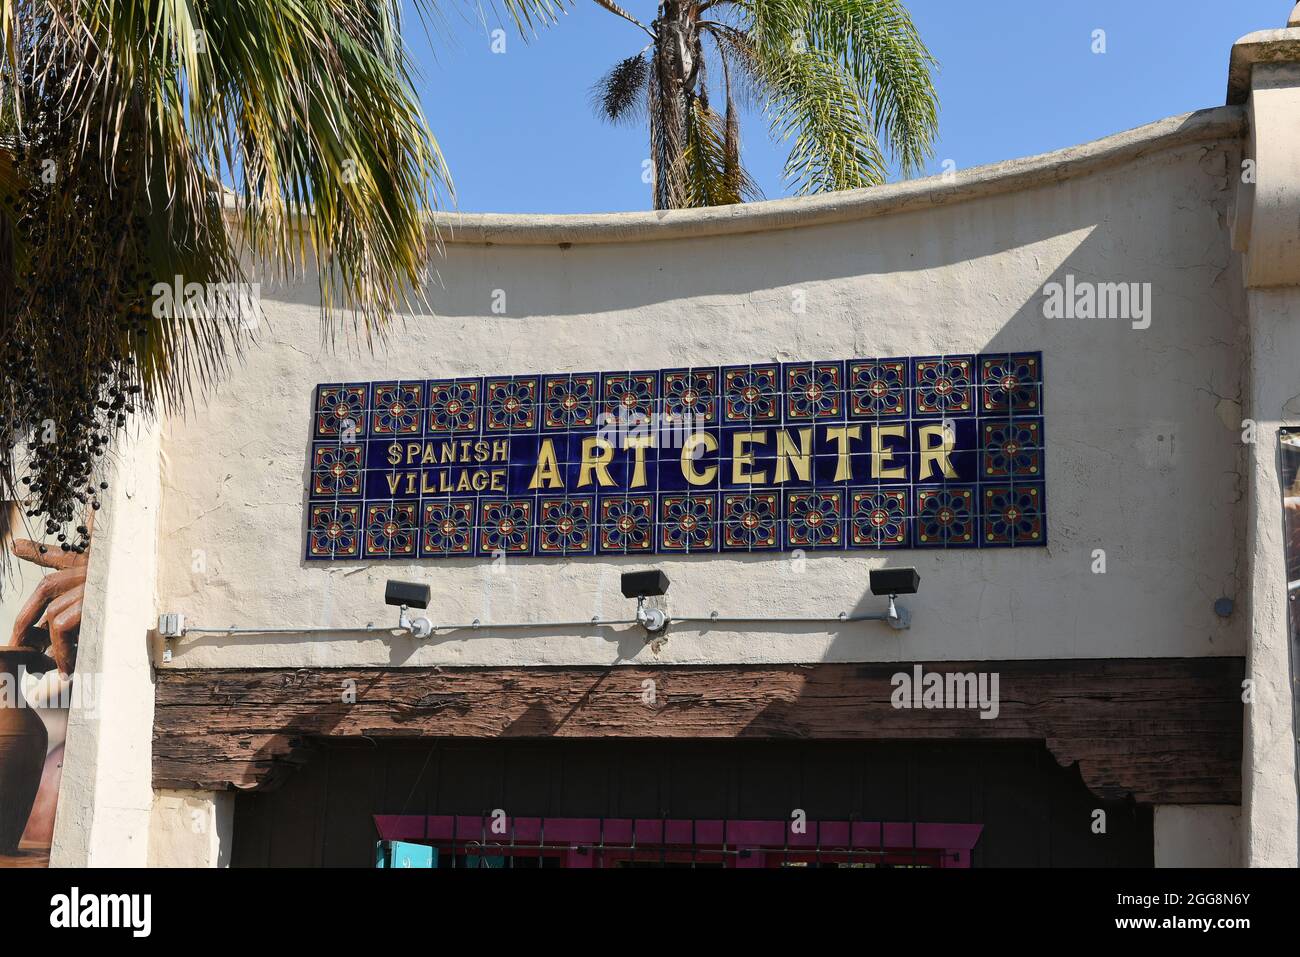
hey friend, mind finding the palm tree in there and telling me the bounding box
[0,0,561,576]
[590,0,938,208]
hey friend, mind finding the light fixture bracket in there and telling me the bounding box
[398,604,433,639]
[635,596,668,635]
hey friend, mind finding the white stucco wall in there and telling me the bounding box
[50,419,161,868]
[147,790,233,868]
[1153,805,1241,868]
[153,117,1248,672]
[1229,49,1300,868]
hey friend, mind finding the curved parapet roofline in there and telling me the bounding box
[427,107,1245,247]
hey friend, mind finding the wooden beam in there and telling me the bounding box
[152,657,1243,805]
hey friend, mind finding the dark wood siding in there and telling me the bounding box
[232,739,1153,868]
[156,659,1244,805]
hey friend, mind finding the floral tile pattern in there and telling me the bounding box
[308,503,361,558]
[312,443,363,497]
[662,369,718,424]
[304,352,1046,560]
[428,379,481,434]
[598,495,655,554]
[420,500,475,557]
[721,492,780,551]
[537,497,595,555]
[371,382,423,436]
[314,384,368,439]
[364,502,418,558]
[485,376,538,433]
[660,493,717,553]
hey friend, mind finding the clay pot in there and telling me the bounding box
[0,648,52,855]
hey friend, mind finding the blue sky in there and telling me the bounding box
[409,0,1280,213]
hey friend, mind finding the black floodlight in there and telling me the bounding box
[621,569,670,600]
[869,567,920,597]
[385,580,430,609]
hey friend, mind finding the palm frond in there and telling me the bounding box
[0,0,568,587]
[680,92,758,206]
[801,0,938,175]
[497,0,571,33]
[591,52,650,125]
[588,0,652,36]
[734,0,937,177]
[713,20,886,194]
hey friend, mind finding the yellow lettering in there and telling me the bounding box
[492,439,509,463]
[386,473,402,495]
[774,428,813,484]
[529,439,565,490]
[732,431,768,485]
[625,434,654,489]
[387,443,403,466]
[490,470,505,492]
[681,432,718,486]
[918,424,958,481]
[824,425,863,481]
[578,437,616,488]
[871,424,907,480]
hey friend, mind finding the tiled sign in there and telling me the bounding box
[304,353,1044,560]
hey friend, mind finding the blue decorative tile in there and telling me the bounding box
[363,500,419,558]
[314,383,368,439]
[980,418,1044,479]
[371,381,423,436]
[537,496,596,555]
[848,359,909,419]
[784,489,845,550]
[911,355,975,417]
[311,442,364,498]
[783,360,846,423]
[914,486,977,547]
[601,371,658,424]
[658,492,718,553]
[979,352,1042,416]
[981,482,1045,546]
[720,491,781,551]
[662,367,720,425]
[542,374,598,430]
[722,364,780,423]
[849,488,909,548]
[597,494,655,554]
[420,499,475,557]
[304,351,1047,561]
[478,498,534,556]
[306,503,362,559]
[427,378,482,434]
[484,375,539,433]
